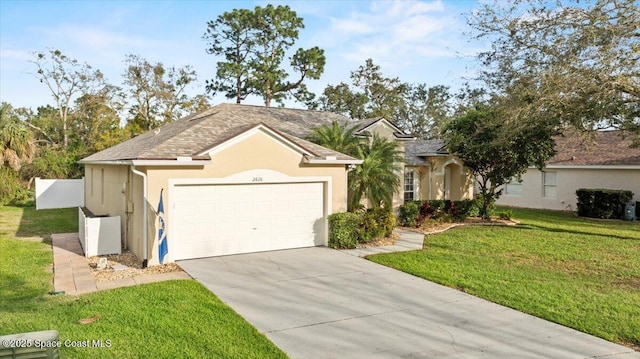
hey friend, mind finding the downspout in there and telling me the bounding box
[346,164,356,211]
[130,166,148,268]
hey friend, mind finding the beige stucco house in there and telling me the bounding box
[80,103,473,265]
[497,131,640,211]
[403,139,475,202]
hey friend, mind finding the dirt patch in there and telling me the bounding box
[356,232,400,248]
[88,251,182,282]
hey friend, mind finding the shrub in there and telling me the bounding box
[328,212,360,249]
[372,208,396,237]
[453,199,480,220]
[358,210,380,243]
[576,189,634,219]
[475,193,496,218]
[498,209,513,220]
[0,168,26,205]
[398,201,419,227]
[417,201,437,225]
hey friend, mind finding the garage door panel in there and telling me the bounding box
[172,182,325,260]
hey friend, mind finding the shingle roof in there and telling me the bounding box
[81,103,360,162]
[548,130,640,166]
[404,131,640,168]
[405,140,448,165]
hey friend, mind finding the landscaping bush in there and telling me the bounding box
[453,199,480,220]
[498,209,513,220]
[475,193,496,218]
[358,210,381,243]
[372,208,396,237]
[328,212,360,249]
[398,201,419,227]
[400,199,482,226]
[354,208,397,243]
[576,189,634,219]
[0,168,28,205]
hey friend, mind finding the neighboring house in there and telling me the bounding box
[497,130,640,211]
[79,103,472,265]
[403,139,475,202]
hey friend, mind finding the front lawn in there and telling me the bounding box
[369,207,640,349]
[0,206,287,358]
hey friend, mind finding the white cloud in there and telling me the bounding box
[321,0,464,71]
[0,49,32,61]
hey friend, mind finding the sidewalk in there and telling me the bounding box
[340,228,425,257]
[51,233,191,295]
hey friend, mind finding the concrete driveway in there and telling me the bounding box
[179,247,638,359]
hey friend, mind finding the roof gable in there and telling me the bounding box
[199,123,317,159]
[351,117,414,139]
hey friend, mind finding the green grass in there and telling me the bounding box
[0,206,287,358]
[369,207,640,348]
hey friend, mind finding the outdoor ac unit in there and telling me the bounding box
[79,207,121,257]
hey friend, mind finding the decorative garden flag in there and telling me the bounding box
[157,188,168,264]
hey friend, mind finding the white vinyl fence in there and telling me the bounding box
[35,178,84,210]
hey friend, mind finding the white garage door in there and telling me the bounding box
[172,182,325,260]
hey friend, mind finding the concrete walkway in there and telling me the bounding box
[51,233,190,295]
[180,247,639,359]
[340,228,425,257]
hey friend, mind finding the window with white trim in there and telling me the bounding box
[505,177,522,196]
[543,171,557,198]
[404,168,415,201]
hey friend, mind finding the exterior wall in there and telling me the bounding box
[406,159,474,202]
[497,168,640,211]
[84,164,128,248]
[137,130,348,265]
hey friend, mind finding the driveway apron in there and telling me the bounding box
[179,247,638,359]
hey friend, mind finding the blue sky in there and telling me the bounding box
[0,0,484,110]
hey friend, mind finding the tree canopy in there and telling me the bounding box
[443,102,557,218]
[204,4,326,107]
[469,0,640,143]
[123,54,201,135]
[315,59,454,139]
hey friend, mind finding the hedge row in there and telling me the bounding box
[328,209,396,249]
[398,199,480,227]
[576,188,634,219]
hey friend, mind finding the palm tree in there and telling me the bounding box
[307,121,362,157]
[0,103,35,171]
[349,134,402,210]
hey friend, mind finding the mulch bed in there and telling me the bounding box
[399,217,519,235]
[355,232,400,248]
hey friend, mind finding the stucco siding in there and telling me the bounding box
[497,168,640,211]
[84,164,128,248]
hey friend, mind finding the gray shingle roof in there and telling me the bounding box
[81,103,360,162]
[405,140,448,165]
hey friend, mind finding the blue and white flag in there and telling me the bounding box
[157,188,168,264]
